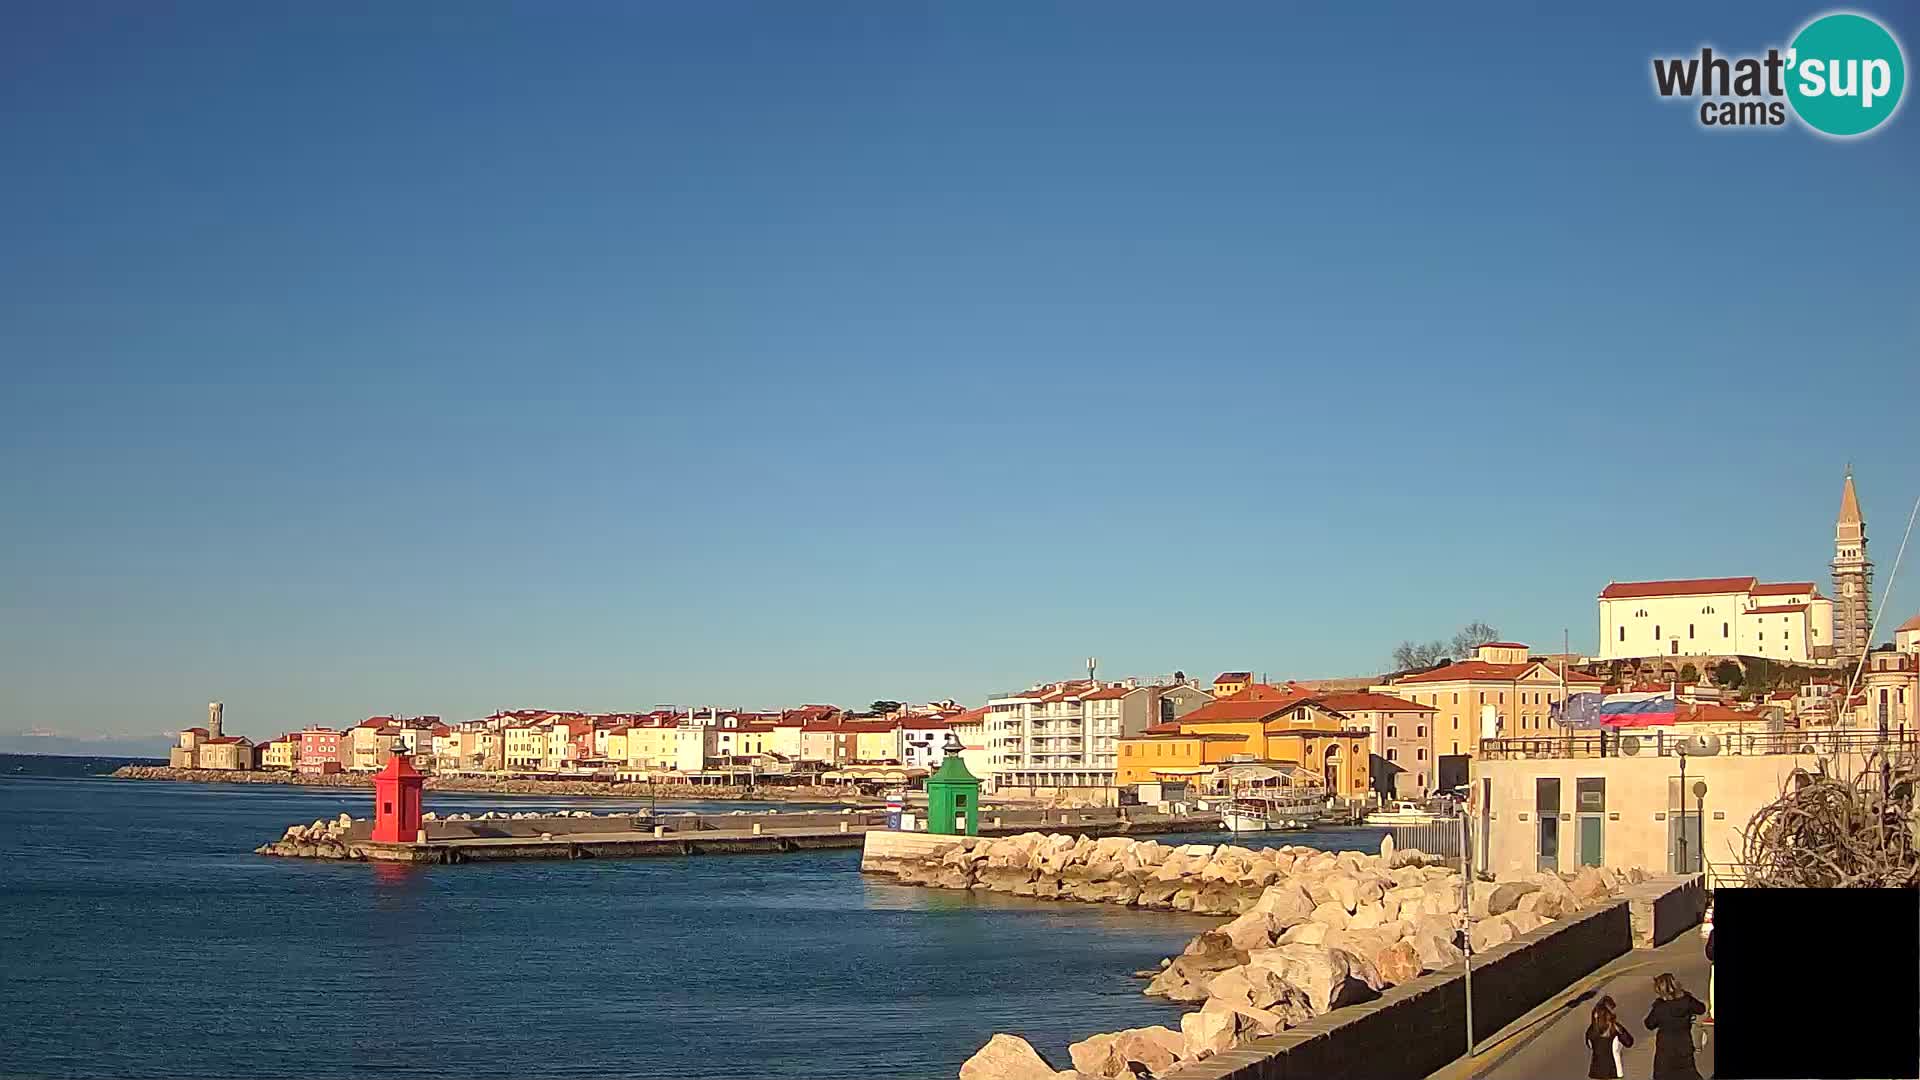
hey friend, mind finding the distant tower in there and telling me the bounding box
[207,701,224,740]
[1832,467,1873,659]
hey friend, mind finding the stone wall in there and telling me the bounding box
[1166,900,1637,1080]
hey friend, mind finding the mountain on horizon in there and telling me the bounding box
[1,733,176,758]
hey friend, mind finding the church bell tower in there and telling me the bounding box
[1832,467,1873,659]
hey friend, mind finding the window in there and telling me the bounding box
[1386,749,1398,762]
[1417,748,1427,760]
[1386,725,1397,737]
[1452,693,1459,705]
[1688,624,1694,639]
[1451,741,1459,754]
[1654,624,1661,639]
[1723,622,1730,637]
[1416,725,1426,738]
[1619,627,1626,642]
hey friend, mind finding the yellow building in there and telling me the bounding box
[604,729,629,763]
[1116,688,1371,797]
[1375,643,1604,759]
[625,724,682,768]
[502,723,547,770]
[260,738,298,770]
[847,722,902,763]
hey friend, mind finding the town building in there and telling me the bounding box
[1850,647,1917,735]
[1311,691,1438,798]
[1472,721,1909,887]
[1896,613,1920,655]
[898,716,956,769]
[196,735,254,771]
[1212,672,1253,698]
[1114,687,1371,800]
[1596,578,1835,663]
[1373,643,1604,760]
[259,736,299,770]
[945,705,993,782]
[168,702,229,768]
[989,677,1211,802]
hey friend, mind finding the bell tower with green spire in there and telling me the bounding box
[1832,465,1872,659]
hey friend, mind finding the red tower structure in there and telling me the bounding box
[370,751,424,843]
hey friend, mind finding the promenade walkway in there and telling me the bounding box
[1427,929,1714,1080]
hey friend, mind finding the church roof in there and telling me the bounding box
[1600,577,1756,600]
[1899,613,1920,633]
[1838,471,1864,525]
[1751,582,1819,596]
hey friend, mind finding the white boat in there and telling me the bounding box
[1220,791,1327,833]
[1363,800,1450,826]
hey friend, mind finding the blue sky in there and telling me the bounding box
[2,2,1916,741]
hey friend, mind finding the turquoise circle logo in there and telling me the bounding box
[1786,12,1906,136]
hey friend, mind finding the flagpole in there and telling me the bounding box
[1562,628,1570,757]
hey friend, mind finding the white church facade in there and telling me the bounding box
[1596,577,1834,663]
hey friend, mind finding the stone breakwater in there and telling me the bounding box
[862,832,1648,1080]
[111,765,869,803]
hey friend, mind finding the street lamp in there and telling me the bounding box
[1676,746,1689,874]
[1693,779,1709,881]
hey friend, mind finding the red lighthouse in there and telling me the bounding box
[370,751,425,843]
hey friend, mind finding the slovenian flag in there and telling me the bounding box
[1599,691,1677,728]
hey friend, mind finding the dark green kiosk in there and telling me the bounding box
[924,756,982,836]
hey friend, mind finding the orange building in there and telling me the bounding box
[1116,686,1371,798]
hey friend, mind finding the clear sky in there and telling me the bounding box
[3,2,1916,741]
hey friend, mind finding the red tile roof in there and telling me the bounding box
[1751,582,1818,596]
[1141,722,1188,736]
[1476,642,1529,650]
[1898,614,1920,633]
[1599,577,1757,600]
[1393,660,1603,685]
[1314,691,1436,714]
[1177,695,1311,724]
[183,727,209,736]
[1746,603,1809,615]
[1082,686,1133,701]
[944,705,990,726]
[1214,672,1253,683]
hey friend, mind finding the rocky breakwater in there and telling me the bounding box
[901,834,1649,1080]
[257,813,368,860]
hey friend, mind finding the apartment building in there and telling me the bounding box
[989,677,1211,802]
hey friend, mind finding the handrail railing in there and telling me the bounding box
[1480,728,1919,761]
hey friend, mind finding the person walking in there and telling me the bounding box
[1704,921,1716,1024]
[1645,972,1709,1080]
[1583,994,1636,1078]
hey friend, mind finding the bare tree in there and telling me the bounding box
[1449,621,1501,659]
[1392,640,1447,671]
[1392,622,1502,673]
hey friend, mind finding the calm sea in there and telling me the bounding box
[0,754,1385,1079]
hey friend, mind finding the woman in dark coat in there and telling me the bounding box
[1645,972,1708,1080]
[1584,994,1635,1078]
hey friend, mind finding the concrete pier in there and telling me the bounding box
[261,808,1224,864]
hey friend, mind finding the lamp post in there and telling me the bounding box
[1460,787,1476,1057]
[1693,779,1709,882]
[1676,746,1689,875]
